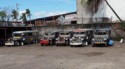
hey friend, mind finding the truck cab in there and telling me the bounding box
[92,28,111,46]
[69,29,93,46]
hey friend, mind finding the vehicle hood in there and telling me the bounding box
[60,35,69,38]
[94,35,108,39]
[74,35,85,38]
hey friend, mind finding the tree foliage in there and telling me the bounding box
[0,11,6,21]
[11,9,18,21]
[20,13,27,23]
[26,9,31,19]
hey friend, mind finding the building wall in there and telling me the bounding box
[33,23,125,39]
[77,0,125,24]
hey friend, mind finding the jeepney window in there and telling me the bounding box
[81,32,85,34]
[74,32,85,34]
[28,33,33,36]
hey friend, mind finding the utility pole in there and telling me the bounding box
[105,0,122,22]
[16,3,19,22]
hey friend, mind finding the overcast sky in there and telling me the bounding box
[0,0,76,19]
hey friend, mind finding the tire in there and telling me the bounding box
[20,42,24,46]
[33,41,36,44]
[35,40,38,43]
[56,43,58,46]
[16,42,20,46]
[92,44,95,47]
[70,45,73,47]
[82,43,85,47]
[85,41,88,46]
[65,41,69,46]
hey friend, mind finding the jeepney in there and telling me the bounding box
[5,30,39,46]
[55,31,70,46]
[92,28,111,46]
[40,32,55,46]
[69,29,93,46]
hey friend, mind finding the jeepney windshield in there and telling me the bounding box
[13,33,22,37]
[43,36,49,40]
[95,31,107,35]
[74,32,85,35]
[60,32,69,35]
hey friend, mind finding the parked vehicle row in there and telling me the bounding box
[40,28,114,47]
[4,28,114,47]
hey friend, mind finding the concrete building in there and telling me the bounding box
[27,12,77,26]
[77,0,125,24]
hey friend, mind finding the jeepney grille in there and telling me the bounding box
[72,37,81,42]
[59,37,65,41]
[95,38,104,42]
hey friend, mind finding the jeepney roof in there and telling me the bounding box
[13,30,38,34]
[73,29,93,32]
[95,28,111,31]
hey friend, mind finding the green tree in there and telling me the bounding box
[26,9,31,20]
[20,13,27,23]
[11,9,18,21]
[0,11,6,21]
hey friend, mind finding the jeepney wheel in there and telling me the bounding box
[41,44,43,46]
[85,41,88,46]
[70,45,73,47]
[33,41,36,44]
[56,43,58,46]
[20,42,24,46]
[82,42,85,47]
[56,44,58,46]
[35,40,38,43]
[16,42,20,46]
[92,44,95,47]
[65,41,69,46]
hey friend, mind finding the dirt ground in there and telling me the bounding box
[0,42,125,69]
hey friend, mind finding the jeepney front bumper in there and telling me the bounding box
[70,42,82,46]
[5,41,14,46]
[92,39,107,45]
[56,41,66,44]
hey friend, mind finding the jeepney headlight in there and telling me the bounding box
[104,36,108,40]
[72,37,75,39]
[92,38,95,41]
[81,38,84,40]
[65,37,68,40]
[70,38,73,41]
[23,38,25,40]
[56,38,59,40]
[104,38,107,41]
[86,36,88,39]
